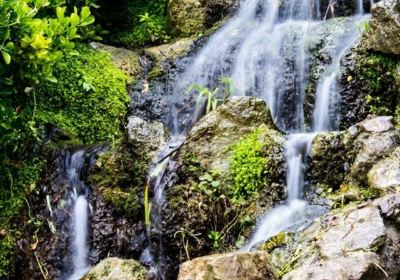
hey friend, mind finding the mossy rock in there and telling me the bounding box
[83,257,147,280]
[89,143,148,218]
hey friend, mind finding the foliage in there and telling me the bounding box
[0,158,45,277]
[188,77,232,114]
[34,44,128,144]
[357,53,400,116]
[229,128,269,199]
[208,230,222,249]
[97,0,169,47]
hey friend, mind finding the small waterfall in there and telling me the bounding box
[68,195,89,280]
[61,148,102,280]
[312,16,368,132]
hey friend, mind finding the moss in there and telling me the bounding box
[357,52,400,117]
[34,44,128,145]
[229,127,283,200]
[261,232,294,253]
[89,143,148,218]
[0,158,45,277]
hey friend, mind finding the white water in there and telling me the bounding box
[68,195,90,280]
[65,150,90,280]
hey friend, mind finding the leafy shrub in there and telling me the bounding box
[229,128,269,199]
[97,0,170,47]
[34,44,128,144]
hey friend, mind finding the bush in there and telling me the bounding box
[97,0,170,47]
[34,44,128,144]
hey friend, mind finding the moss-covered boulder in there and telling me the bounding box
[167,0,238,37]
[177,251,278,280]
[160,97,286,277]
[83,258,147,280]
[364,0,400,55]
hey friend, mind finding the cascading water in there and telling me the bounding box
[166,0,369,251]
[60,148,102,280]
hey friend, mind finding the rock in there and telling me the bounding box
[83,258,147,280]
[364,0,400,55]
[373,193,400,225]
[180,96,280,174]
[283,252,386,280]
[167,0,239,36]
[359,116,394,133]
[177,251,278,280]
[368,147,400,192]
[90,42,141,82]
[318,206,386,258]
[127,116,168,159]
[350,130,399,180]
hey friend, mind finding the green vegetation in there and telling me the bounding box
[188,77,232,114]
[229,127,273,200]
[34,44,128,144]
[357,53,400,116]
[97,0,170,47]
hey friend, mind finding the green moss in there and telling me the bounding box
[0,158,45,277]
[357,52,400,116]
[34,44,128,145]
[89,144,148,217]
[229,127,279,200]
[261,232,293,253]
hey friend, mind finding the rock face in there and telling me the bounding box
[364,0,400,55]
[177,251,278,280]
[280,205,390,280]
[83,258,147,280]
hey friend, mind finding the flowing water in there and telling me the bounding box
[163,0,369,252]
[59,148,103,280]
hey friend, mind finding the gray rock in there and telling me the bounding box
[177,251,278,280]
[318,206,386,258]
[83,257,147,280]
[364,0,400,55]
[359,116,394,133]
[283,252,386,280]
[350,130,399,179]
[368,148,400,191]
[373,193,400,224]
[127,116,168,159]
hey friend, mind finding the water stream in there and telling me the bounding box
[165,0,369,251]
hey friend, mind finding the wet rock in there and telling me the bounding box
[83,257,147,280]
[283,251,385,280]
[177,251,278,280]
[368,147,400,192]
[180,96,279,174]
[127,116,168,159]
[364,0,400,55]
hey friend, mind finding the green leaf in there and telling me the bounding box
[80,6,91,21]
[1,51,11,65]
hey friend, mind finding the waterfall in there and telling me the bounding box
[64,149,92,280]
[169,0,368,250]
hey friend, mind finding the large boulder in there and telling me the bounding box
[177,251,278,280]
[364,0,400,55]
[83,258,147,280]
[179,96,279,175]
